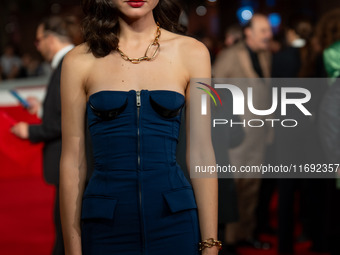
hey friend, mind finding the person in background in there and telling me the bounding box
[272,17,314,77]
[213,92,245,255]
[210,24,245,255]
[318,50,340,255]
[224,24,243,48]
[0,44,22,80]
[10,16,75,255]
[213,13,273,251]
[213,14,272,78]
[271,16,329,255]
[316,8,340,255]
[268,37,282,54]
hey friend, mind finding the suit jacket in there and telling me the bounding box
[271,46,301,78]
[271,47,328,167]
[212,41,273,171]
[212,90,244,224]
[28,59,94,185]
[29,60,63,185]
[213,41,271,79]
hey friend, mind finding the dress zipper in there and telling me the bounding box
[136,90,145,252]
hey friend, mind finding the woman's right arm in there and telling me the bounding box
[59,47,90,255]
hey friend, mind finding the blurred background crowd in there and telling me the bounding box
[0,0,339,80]
[1,0,340,255]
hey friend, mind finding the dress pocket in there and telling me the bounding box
[162,186,197,213]
[81,196,118,220]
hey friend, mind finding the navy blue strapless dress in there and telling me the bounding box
[81,90,201,255]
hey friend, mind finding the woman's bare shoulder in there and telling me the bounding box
[163,32,210,80]
[163,31,208,53]
[163,31,210,68]
[61,43,99,96]
[63,43,96,71]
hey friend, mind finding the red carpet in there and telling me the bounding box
[0,106,43,179]
[0,176,55,255]
[0,104,55,255]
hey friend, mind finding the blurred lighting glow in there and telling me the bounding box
[196,6,207,16]
[241,10,253,21]
[268,13,281,27]
[237,6,254,24]
[207,0,217,2]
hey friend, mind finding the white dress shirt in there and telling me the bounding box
[291,38,306,48]
[51,44,74,69]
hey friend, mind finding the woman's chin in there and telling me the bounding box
[120,10,152,21]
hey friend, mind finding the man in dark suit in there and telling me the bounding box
[11,16,74,255]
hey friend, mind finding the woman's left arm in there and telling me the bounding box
[182,38,219,255]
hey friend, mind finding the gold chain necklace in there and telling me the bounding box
[116,22,161,64]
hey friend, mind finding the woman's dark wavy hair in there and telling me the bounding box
[81,0,186,58]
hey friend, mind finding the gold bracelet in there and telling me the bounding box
[198,238,222,251]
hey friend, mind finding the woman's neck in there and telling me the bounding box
[118,13,158,45]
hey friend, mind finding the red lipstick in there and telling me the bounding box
[126,1,145,8]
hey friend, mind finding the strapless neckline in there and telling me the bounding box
[88,89,185,104]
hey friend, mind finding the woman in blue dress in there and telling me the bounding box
[59,0,219,254]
